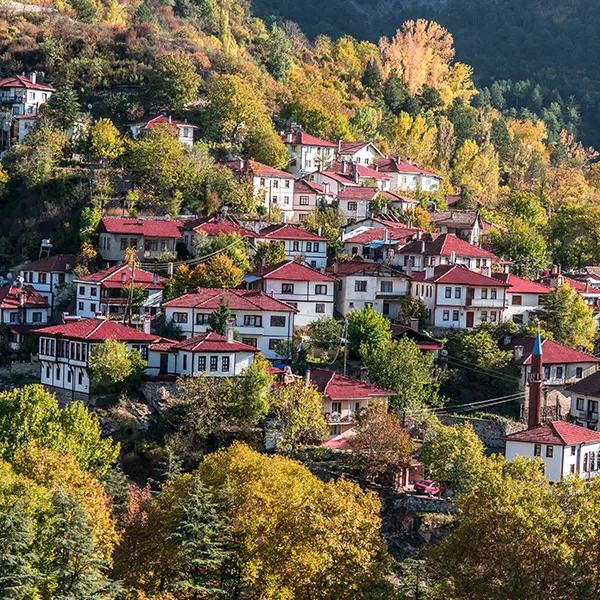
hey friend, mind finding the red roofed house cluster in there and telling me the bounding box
[0,283,49,349]
[129,114,198,147]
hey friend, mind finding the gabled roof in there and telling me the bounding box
[567,371,600,397]
[75,264,164,290]
[375,157,439,178]
[157,331,258,353]
[337,187,379,201]
[294,179,324,194]
[33,318,159,342]
[338,140,382,157]
[257,223,326,242]
[133,114,198,130]
[505,420,600,446]
[492,273,551,295]
[344,226,420,245]
[225,159,294,180]
[0,285,48,309]
[255,260,334,282]
[309,368,392,400]
[418,264,510,287]
[391,324,443,351]
[184,215,257,238]
[327,261,408,278]
[502,334,600,366]
[19,254,76,273]
[0,75,55,92]
[399,233,498,260]
[282,130,337,148]
[332,162,391,181]
[430,210,480,228]
[537,275,600,295]
[163,288,298,312]
[100,217,183,239]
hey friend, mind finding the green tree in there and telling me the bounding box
[361,338,443,413]
[88,339,146,393]
[43,82,79,130]
[270,380,328,452]
[362,57,383,96]
[421,422,487,491]
[254,240,286,268]
[262,23,292,82]
[194,233,251,273]
[347,307,392,357]
[208,297,232,335]
[233,355,274,425]
[194,254,244,288]
[303,207,345,253]
[88,118,125,162]
[307,317,343,358]
[149,52,201,111]
[538,284,596,350]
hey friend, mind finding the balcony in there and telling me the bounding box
[325,412,355,424]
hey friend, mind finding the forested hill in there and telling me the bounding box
[253,0,600,146]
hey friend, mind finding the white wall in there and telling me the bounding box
[336,275,408,319]
[504,292,546,325]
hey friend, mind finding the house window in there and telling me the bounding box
[90,303,96,313]
[576,367,583,378]
[314,242,320,253]
[315,303,325,313]
[589,400,599,414]
[32,312,41,323]
[452,310,459,321]
[355,280,367,292]
[490,311,497,322]
[173,312,188,324]
[546,445,553,458]
[222,356,230,372]
[272,180,279,188]
[78,371,83,385]
[292,241,300,252]
[243,315,262,327]
[481,288,488,299]
[299,195,309,205]
[445,287,452,298]
[281,283,295,294]
[556,366,563,379]
[454,287,461,299]
[120,239,129,251]
[591,452,596,471]
[481,311,488,322]
[272,195,278,203]
[306,242,312,252]
[315,285,327,295]
[210,356,218,371]
[380,281,393,293]
[331,401,342,414]
[347,202,358,211]
[182,354,188,370]
[512,295,522,306]
[79,286,85,296]
[241,337,257,348]
[90,287,97,297]
[491,289,497,300]
[270,315,285,327]
[196,313,211,325]
[284,196,290,205]
[584,453,589,472]
[198,356,206,371]
[442,310,450,321]
[534,444,541,457]
[269,339,283,351]
[571,445,577,456]
[56,366,60,381]
[38,273,47,284]
[544,366,551,379]
[67,369,72,383]
[284,180,290,188]
[577,397,585,411]
[260,178,266,186]
[46,365,51,379]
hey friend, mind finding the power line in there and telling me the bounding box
[444,356,520,385]
[444,353,520,381]
[409,391,526,417]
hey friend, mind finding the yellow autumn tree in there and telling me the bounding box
[386,111,438,167]
[452,139,500,204]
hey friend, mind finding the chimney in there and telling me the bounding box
[168,115,172,123]
[527,332,544,428]
[142,316,151,334]
[409,317,419,332]
[226,317,235,343]
[305,369,311,386]
[383,228,389,243]
[513,345,524,360]
[352,162,359,183]
[424,265,435,280]
[420,240,426,253]
[337,139,342,154]
[30,71,37,84]
[152,272,158,284]
[341,160,347,174]
[359,366,369,382]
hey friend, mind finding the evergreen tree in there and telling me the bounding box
[167,477,231,598]
[44,82,80,131]
[361,58,383,96]
[0,501,40,599]
[208,298,233,336]
[45,489,121,599]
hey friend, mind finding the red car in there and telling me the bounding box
[414,479,441,496]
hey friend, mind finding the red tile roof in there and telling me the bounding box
[283,130,337,148]
[502,334,600,366]
[19,254,76,273]
[0,75,55,92]
[337,187,379,201]
[399,233,497,259]
[345,226,421,245]
[224,159,294,180]
[256,260,334,282]
[375,157,439,178]
[167,331,259,353]
[567,371,600,397]
[327,261,406,277]
[419,264,510,286]
[338,141,381,156]
[163,288,298,312]
[138,114,198,130]
[294,179,324,194]
[258,223,326,242]
[506,420,600,445]
[492,273,551,295]
[0,285,48,309]
[100,217,183,238]
[325,162,390,182]
[76,264,164,290]
[184,215,257,238]
[33,318,159,342]
[430,209,479,228]
[309,368,392,400]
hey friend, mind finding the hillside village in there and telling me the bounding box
[1,1,600,597]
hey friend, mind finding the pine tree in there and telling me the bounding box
[0,501,40,599]
[167,477,232,598]
[45,488,121,600]
[208,298,233,336]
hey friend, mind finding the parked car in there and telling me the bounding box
[414,479,441,496]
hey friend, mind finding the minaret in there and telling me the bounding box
[528,331,544,428]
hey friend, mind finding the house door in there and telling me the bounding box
[159,353,169,375]
[466,312,474,328]
[466,287,475,305]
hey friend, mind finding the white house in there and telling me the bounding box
[255,224,328,269]
[246,260,335,328]
[0,73,55,116]
[492,273,551,326]
[505,421,600,482]
[328,261,410,319]
[430,210,482,245]
[374,157,441,192]
[281,126,337,176]
[343,223,422,264]
[0,284,49,349]
[146,330,257,378]
[336,187,379,223]
[308,368,391,437]
[567,371,600,431]
[34,318,159,400]
[129,115,198,147]
[19,253,76,314]
[98,217,182,263]
[74,264,164,320]
[336,141,383,166]
[225,159,295,222]
[538,270,600,316]
[397,233,501,273]
[411,264,509,330]
[162,288,297,360]
[182,214,257,257]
